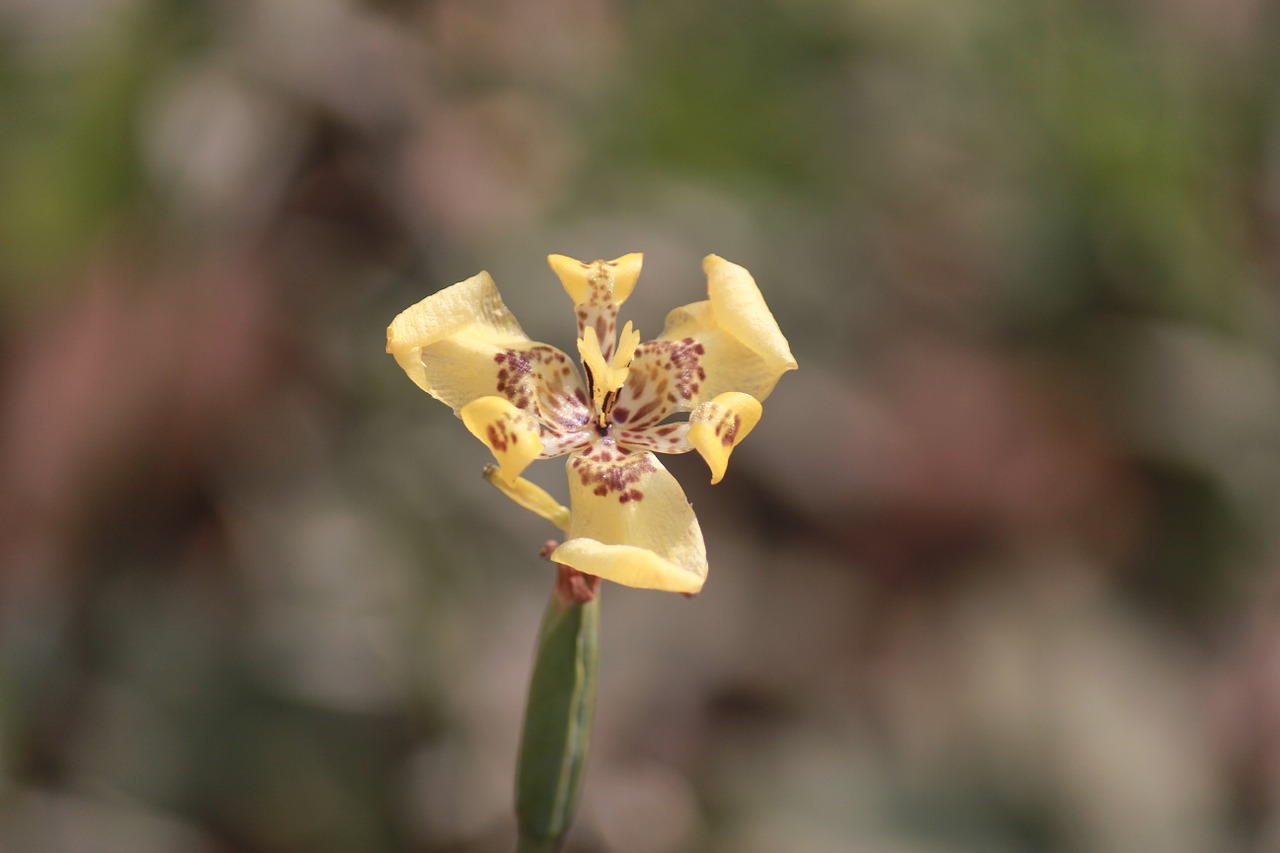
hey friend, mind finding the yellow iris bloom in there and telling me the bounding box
[386,254,797,594]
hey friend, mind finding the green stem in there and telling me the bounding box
[514,568,600,852]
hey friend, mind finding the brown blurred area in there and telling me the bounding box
[3,0,1280,851]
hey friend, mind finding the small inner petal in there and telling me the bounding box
[538,426,594,459]
[460,396,545,484]
[482,465,571,531]
[687,391,763,484]
[615,422,692,454]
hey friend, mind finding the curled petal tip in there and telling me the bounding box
[461,396,544,484]
[702,255,798,380]
[689,392,763,484]
[549,252,644,307]
[555,451,708,593]
[485,466,572,531]
[548,254,591,304]
[701,254,739,278]
[607,253,644,304]
[553,540,706,595]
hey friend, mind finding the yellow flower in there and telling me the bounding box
[386,254,797,594]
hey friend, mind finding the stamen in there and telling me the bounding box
[577,327,611,421]
[577,322,641,429]
[612,321,640,372]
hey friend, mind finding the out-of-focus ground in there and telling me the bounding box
[2,1,1280,851]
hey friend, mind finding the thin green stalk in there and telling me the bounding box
[515,568,600,852]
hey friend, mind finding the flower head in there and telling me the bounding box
[387,254,796,594]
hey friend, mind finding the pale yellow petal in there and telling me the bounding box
[547,253,644,307]
[703,255,797,377]
[552,540,705,595]
[687,392,763,484]
[551,445,707,594]
[538,427,594,459]
[607,253,643,305]
[547,254,592,305]
[611,336,702,428]
[460,396,544,484]
[618,256,796,424]
[549,253,643,359]
[387,272,591,429]
[483,465,571,531]
[387,270,525,362]
[429,339,591,429]
[615,423,691,454]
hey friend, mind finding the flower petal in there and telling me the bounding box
[702,255,797,378]
[615,422,691,454]
[548,253,643,307]
[615,256,796,429]
[387,270,524,382]
[538,428,594,459]
[551,444,707,594]
[461,396,544,484]
[617,391,761,476]
[387,271,591,430]
[687,392,763,484]
[482,465,572,531]
[548,253,643,359]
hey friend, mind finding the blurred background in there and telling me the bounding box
[2,0,1280,851]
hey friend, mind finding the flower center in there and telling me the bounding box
[577,321,640,431]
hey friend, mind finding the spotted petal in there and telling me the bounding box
[616,392,761,484]
[460,396,544,485]
[548,253,643,360]
[615,423,690,454]
[687,392,763,484]
[386,271,592,431]
[614,255,797,429]
[550,443,707,594]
